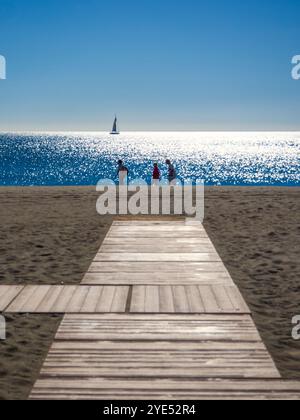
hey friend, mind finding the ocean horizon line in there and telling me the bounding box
[1,130,300,135]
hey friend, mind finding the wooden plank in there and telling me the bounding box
[198,285,220,313]
[113,221,187,226]
[30,379,300,400]
[110,225,205,230]
[185,285,205,313]
[80,286,103,313]
[66,286,90,313]
[107,232,209,238]
[145,286,160,313]
[21,286,52,312]
[227,286,251,313]
[109,227,206,232]
[159,286,175,313]
[123,285,248,315]
[212,285,235,312]
[50,286,78,313]
[2,285,249,315]
[88,262,228,273]
[172,286,190,313]
[130,286,146,313]
[111,287,129,313]
[36,286,65,313]
[56,315,260,342]
[39,367,279,379]
[107,225,208,239]
[94,253,221,263]
[96,286,116,312]
[7,285,40,312]
[103,238,214,245]
[61,313,252,321]
[109,229,206,234]
[82,272,233,286]
[0,286,24,312]
[49,340,269,352]
[100,245,216,253]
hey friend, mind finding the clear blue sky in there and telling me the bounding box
[0,0,299,131]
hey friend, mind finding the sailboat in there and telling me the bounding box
[110,116,120,135]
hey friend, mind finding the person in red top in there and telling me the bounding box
[152,163,160,186]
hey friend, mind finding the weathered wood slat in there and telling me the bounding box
[109,225,206,230]
[145,286,160,313]
[159,286,175,313]
[199,286,221,313]
[226,286,251,313]
[55,314,262,342]
[0,286,24,312]
[185,285,205,313]
[2,285,248,314]
[66,286,90,313]
[94,253,221,262]
[6,285,40,312]
[111,286,130,313]
[39,367,278,379]
[30,379,300,400]
[49,341,270,352]
[24,286,53,312]
[103,238,214,245]
[88,262,228,273]
[100,245,216,253]
[82,272,233,286]
[80,286,103,313]
[130,286,146,313]
[113,221,187,226]
[35,286,65,313]
[4,286,129,314]
[110,225,205,230]
[107,226,208,238]
[50,286,78,313]
[172,286,190,313]
[107,232,209,238]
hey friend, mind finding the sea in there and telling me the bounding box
[0,132,299,186]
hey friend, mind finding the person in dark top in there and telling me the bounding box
[166,159,177,185]
[152,163,161,186]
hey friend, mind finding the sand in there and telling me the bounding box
[0,186,299,399]
[204,187,300,380]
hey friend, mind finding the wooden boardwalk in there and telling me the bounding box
[1,219,300,399]
[1,285,249,314]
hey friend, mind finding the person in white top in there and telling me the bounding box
[117,160,129,185]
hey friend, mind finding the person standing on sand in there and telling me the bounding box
[152,163,161,186]
[117,160,129,185]
[166,159,177,185]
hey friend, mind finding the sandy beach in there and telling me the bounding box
[0,186,299,399]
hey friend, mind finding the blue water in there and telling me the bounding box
[0,132,299,186]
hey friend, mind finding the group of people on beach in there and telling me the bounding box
[117,160,177,185]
